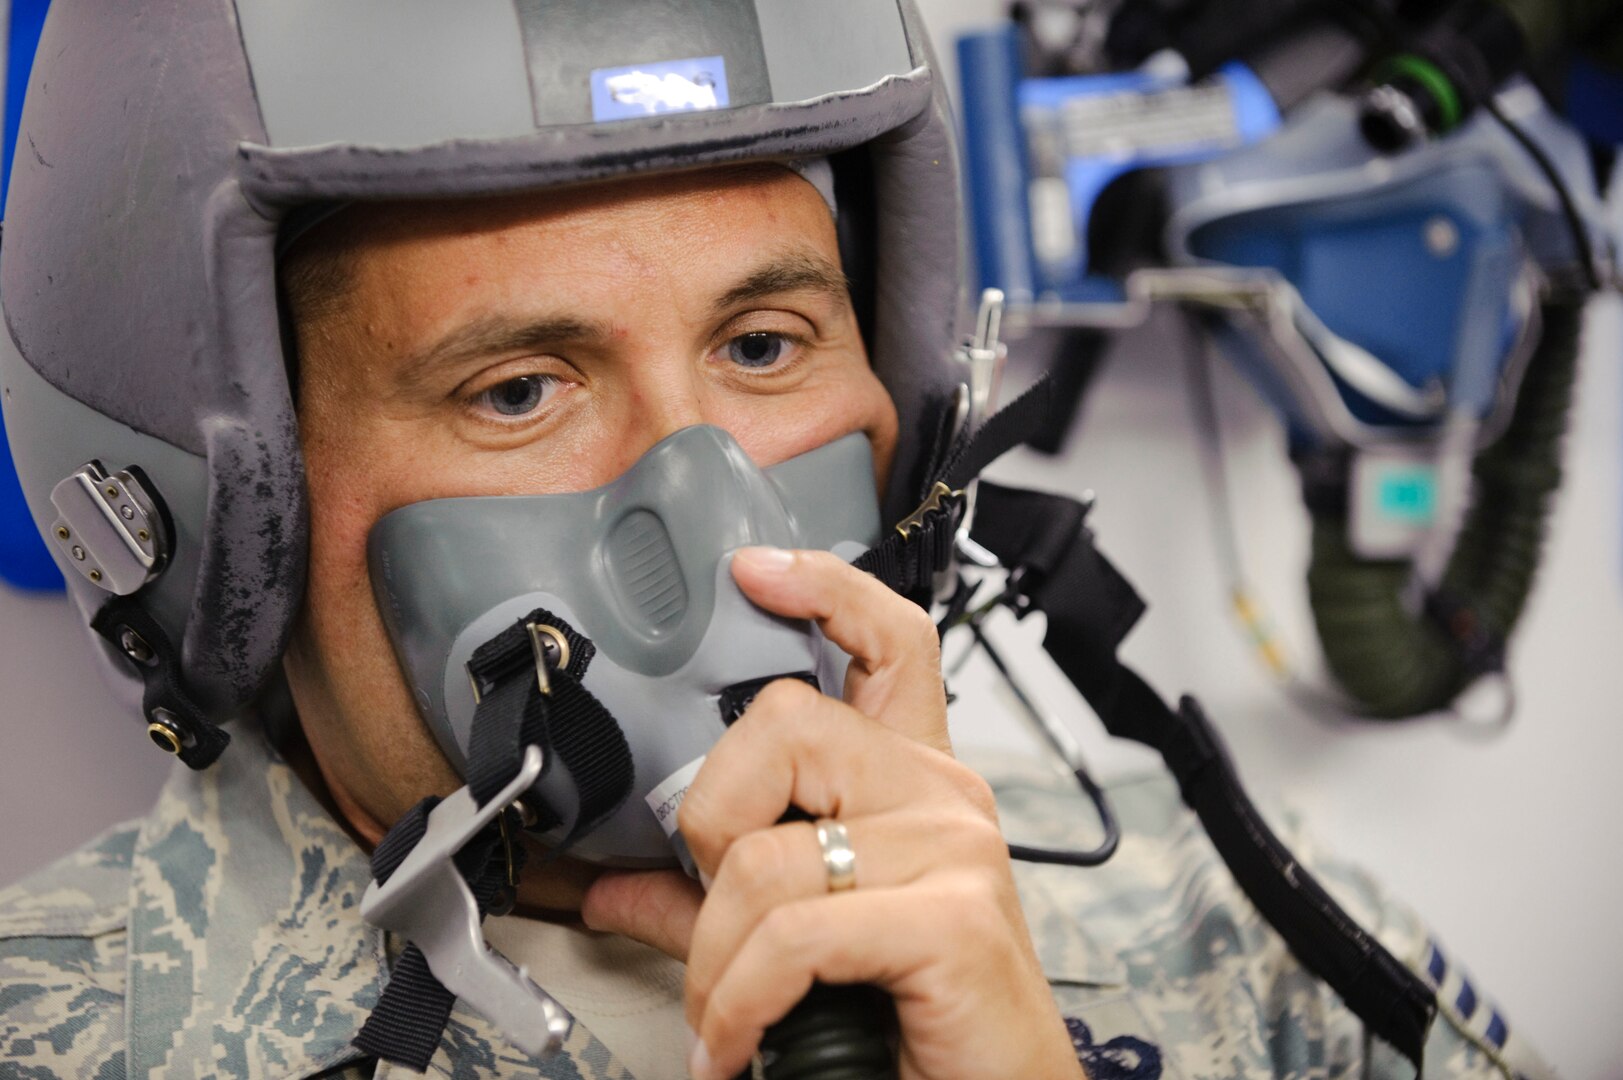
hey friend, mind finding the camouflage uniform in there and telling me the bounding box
[0,732,1550,1079]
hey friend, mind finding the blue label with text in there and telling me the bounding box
[591,56,730,122]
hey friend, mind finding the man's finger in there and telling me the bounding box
[676,679,972,880]
[578,868,704,962]
[730,547,948,748]
[686,883,980,1080]
[682,807,1006,1031]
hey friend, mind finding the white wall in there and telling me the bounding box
[0,587,172,874]
[1,2,1618,1076]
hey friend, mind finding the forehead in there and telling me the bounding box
[314,164,835,276]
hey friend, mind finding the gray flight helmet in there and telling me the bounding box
[0,0,963,730]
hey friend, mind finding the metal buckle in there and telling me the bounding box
[526,622,568,697]
[950,288,1008,554]
[894,481,961,539]
[359,747,572,1058]
[48,462,168,595]
[467,620,570,705]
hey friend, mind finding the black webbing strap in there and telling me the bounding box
[90,596,230,769]
[354,798,454,1069]
[355,608,632,1071]
[354,795,525,1070]
[354,945,453,1070]
[968,482,1437,1068]
[371,797,440,886]
[463,609,635,849]
[464,675,555,822]
[854,512,956,603]
[939,378,1057,494]
[463,611,595,817]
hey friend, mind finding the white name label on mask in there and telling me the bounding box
[645,756,706,839]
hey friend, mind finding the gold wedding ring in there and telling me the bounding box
[814,819,857,893]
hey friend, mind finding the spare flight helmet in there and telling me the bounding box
[0,0,964,759]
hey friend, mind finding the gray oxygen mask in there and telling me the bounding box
[367,426,881,868]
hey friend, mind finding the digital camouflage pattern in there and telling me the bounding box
[0,733,1552,1079]
[989,752,1552,1080]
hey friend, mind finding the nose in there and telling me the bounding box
[595,349,717,480]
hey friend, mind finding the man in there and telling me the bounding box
[0,2,1548,1077]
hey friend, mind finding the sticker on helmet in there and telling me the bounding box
[590,56,730,121]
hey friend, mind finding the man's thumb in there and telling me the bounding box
[579,869,703,962]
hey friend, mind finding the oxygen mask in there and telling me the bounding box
[367,425,881,868]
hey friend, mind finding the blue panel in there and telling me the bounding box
[1189,178,1524,431]
[1484,1010,1508,1050]
[1454,979,1478,1020]
[957,27,1036,300]
[1,0,63,592]
[1021,65,1279,282]
[1222,62,1282,144]
[0,420,57,590]
[1564,57,1623,147]
[1425,941,1447,984]
[1298,212,1471,390]
[958,36,1280,301]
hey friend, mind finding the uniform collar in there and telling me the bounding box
[122,728,634,1078]
[124,726,386,1078]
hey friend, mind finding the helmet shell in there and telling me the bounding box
[0,0,963,722]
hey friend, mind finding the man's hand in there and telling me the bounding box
[581,547,1084,1080]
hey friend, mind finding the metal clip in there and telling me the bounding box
[960,288,1007,433]
[360,746,572,1059]
[895,481,961,539]
[526,622,569,697]
[467,622,570,705]
[951,290,1008,549]
[48,462,168,595]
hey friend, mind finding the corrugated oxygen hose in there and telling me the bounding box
[759,983,896,1080]
[1305,299,1583,718]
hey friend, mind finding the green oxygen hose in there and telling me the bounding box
[1304,299,1583,719]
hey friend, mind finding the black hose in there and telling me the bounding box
[759,984,896,1080]
[1304,299,1582,718]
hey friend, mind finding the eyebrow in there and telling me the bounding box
[396,250,853,391]
[708,251,852,318]
[396,313,612,394]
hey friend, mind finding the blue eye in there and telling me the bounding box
[727,332,787,369]
[478,375,550,417]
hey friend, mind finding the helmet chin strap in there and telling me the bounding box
[90,596,231,770]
